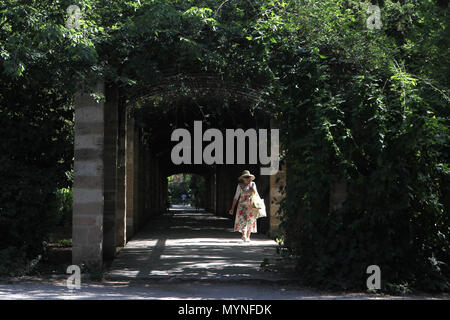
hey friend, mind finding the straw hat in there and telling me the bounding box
[238,170,255,182]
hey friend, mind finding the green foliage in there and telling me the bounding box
[0,0,83,274]
[56,238,72,247]
[276,0,450,292]
[168,174,207,207]
[0,246,41,276]
[0,247,28,276]
[168,174,191,205]
[54,187,73,227]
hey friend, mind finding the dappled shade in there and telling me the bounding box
[106,211,288,281]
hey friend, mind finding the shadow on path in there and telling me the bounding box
[2,211,448,299]
[106,211,290,281]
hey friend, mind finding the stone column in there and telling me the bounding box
[115,100,126,248]
[269,161,286,233]
[133,126,141,232]
[144,149,151,219]
[215,166,228,216]
[204,174,213,212]
[152,153,159,215]
[102,84,119,260]
[72,81,105,266]
[158,169,165,213]
[162,174,168,212]
[212,171,217,214]
[141,137,147,227]
[216,166,238,216]
[267,118,285,234]
[137,131,145,229]
[125,112,135,240]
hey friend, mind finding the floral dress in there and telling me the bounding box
[234,182,257,234]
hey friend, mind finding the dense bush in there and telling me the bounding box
[0,82,74,273]
[276,0,450,292]
[0,83,74,273]
[0,0,96,274]
[54,187,73,227]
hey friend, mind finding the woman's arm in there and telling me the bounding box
[229,199,237,215]
[252,181,259,196]
[229,185,241,215]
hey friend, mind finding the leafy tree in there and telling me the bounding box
[0,0,98,273]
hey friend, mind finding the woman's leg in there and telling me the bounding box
[247,215,257,240]
[242,229,250,241]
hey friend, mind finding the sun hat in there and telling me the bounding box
[238,170,255,182]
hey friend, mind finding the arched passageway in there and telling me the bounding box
[72,77,288,266]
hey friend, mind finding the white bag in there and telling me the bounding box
[256,201,267,218]
[252,193,266,218]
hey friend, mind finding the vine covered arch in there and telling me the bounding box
[72,68,286,265]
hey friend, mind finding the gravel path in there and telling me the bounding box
[1,278,447,300]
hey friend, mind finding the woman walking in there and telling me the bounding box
[228,170,259,242]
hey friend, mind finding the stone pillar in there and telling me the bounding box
[138,131,146,229]
[267,118,285,233]
[159,161,165,214]
[158,169,164,213]
[133,126,141,232]
[115,100,126,248]
[145,149,151,219]
[205,174,213,212]
[102,84,119,260]
[143,144,151,223]
[254,167,270,233]
[153,153,159,215]
[72,81,105,266]
[162,174,168,212]
[212,172,217,213]
[215,168,221,215]
[216,166,238,216]
[269,161,286,232]
[215,166,228,216]
[125,113,135,240]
